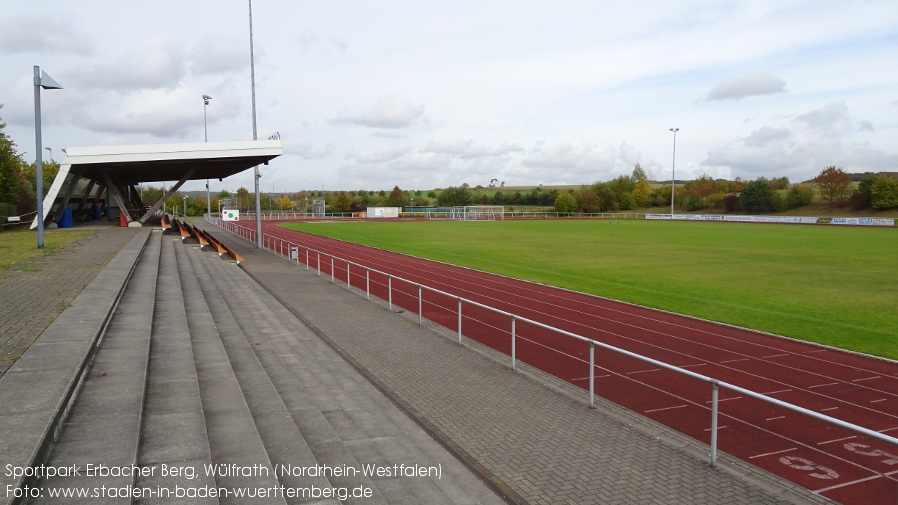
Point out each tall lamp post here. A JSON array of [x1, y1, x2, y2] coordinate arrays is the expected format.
[[249, 0, 262, 248], [203, 94, 212, 220], [33, 65, 63, 249], [669, 127, 679, 217]]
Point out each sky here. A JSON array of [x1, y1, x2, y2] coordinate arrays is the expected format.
[[2, 0, 897, 193]]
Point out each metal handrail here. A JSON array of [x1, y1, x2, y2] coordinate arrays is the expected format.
[[212, 219, 898, 468]]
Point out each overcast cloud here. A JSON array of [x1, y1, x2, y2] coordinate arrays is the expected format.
[[1, 0, 896, 192]]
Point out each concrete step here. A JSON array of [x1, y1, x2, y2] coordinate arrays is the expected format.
[[28, 229, 163, 503], [134, 235, 217, 503], [178, 240, 345, 504], [192, 242, 497, 505], [171, 240, 285, 504]]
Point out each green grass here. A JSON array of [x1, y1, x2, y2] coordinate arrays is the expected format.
[[282, 220, 898, 360], [0, 228, 92, 271]]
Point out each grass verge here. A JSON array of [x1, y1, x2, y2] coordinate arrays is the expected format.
[[0, 228, 92, 271]]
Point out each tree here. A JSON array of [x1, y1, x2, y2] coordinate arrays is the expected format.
[[553, 192, 577, 213], [437, 186, 472, 207], [870, 176, 898, 209], [740, 178, 774, 213], [1, 104, 26, 212], [814, 166, 852, 206], [235, 186, 250, 211], [331, 191, 352, 212], [383, 185, 404, 207], [631, 163, 648, 183]]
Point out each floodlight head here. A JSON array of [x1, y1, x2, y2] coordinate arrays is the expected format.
[[203, 94, 212, 105], [670, 127, 679, 133], [39, 70, 63, 90]]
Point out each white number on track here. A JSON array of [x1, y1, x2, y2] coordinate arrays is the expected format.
[[779, 456, 839, 480], [843, 443, 898, 465]]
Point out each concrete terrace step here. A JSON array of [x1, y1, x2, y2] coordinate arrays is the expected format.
[[28, 229, 162, 503], [177, 239, 341, 503], [171, 239, 285, 504], [0, 227, 150, 505], [187, 238, 504, 505], [134, 235, 217, 503]]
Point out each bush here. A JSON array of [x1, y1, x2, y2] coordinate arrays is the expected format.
[[722, 194, 739, 213], [740, 178, 774, 213], [870, 176, 898, 209], [553, 192, 578, 214], [786, 184, 814, 208], [848, 191, 870, 210], [684, 195, 704, 211], [771, 191, 788, 212]]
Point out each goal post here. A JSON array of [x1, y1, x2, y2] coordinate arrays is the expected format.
[[452, 205, 505, 221]]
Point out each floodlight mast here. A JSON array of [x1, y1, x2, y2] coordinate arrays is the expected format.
[[249, 0, 262, 248], [669, 128, 679, 217], [204, 94, 212, 220]]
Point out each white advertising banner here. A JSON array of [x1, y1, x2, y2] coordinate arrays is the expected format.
[[221, 209, 240, 221]]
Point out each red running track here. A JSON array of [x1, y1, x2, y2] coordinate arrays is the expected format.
[[250, 220, 898, 504]]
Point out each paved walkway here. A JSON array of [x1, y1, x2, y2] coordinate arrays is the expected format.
[[0, 225, 139, 377], [198, 220, 831, 505]]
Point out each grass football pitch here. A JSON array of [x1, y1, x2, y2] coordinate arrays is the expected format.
[[282, 219, 898, 360]]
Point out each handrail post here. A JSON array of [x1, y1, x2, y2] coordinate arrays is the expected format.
[[366, 268, 370, 299], [331, 257, 335, 282], [388, 276, 392, 310], [317, 252, 321, 276], [589, 342, 595, 408], [347, 262, 351, 289], [305, 249, 309, 270], [710, 381, 719, 466], [418, 285, 423, 325], [457, 297, 462, 344], [511, 315, 516, 370]]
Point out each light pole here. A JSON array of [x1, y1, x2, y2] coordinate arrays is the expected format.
[[45, 147, 52, 161], [669, 127, 679, 217], [203, 94, 212, 220], [33, 65, 63, 249], [183, 195, 187, 218], [249, 0, 262, 248]]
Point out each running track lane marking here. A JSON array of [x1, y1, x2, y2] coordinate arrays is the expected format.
[[763, 389, 793, 395], [706, 396, 742, 403], [763, 353, 790, 358], [766, 416, 786, 421], [853, 376, 882, 382], [644, 405, 688, 413], [818, 436, 857, 445], [719, 358, 749, 363], [872, 399, 888, 403], [814, 474, 885, 493], [750, 448, 797, 459], [808, 382, 840, 389], [626, 368, 660, 375], [571, 374, 611, 381], [821, 407, 839, 412]]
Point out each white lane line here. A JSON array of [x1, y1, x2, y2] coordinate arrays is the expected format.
[[818, 436, 856, 445], [677, 363, 706, 368], [627, 368, 660, 375], [762, 389, 793, 395], [749, 447, 796, 459], [570, 374, 611, 381], [871, 398, 887, 403], [852, 376, 881, 382], [704, 426, 727, 431], [880, 426, 898, 433], [814, 474, 883, 494], [803, 349, 827, 354], [821, 407, 839, 412], [645, 405, 688, 413], [719, 358, 749, 363], [706, 396, 742, 403], [765, 416, 786, 421], [763, 353, 789, 359], [808, 382, 840, 389]]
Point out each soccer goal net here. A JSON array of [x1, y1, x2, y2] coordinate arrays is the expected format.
[[452, 206, 505, 221]]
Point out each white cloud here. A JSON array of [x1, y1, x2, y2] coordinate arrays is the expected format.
[[705, 70, 787, 101], [703, 102, 895, 178], [0, 13, 95, 56], [287, 140, 335, 160], [331, 93, 426, 129], [71, 35, 188, 91]]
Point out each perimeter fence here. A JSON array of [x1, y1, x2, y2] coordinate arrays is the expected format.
[[211, 218, 898, 471]]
